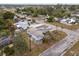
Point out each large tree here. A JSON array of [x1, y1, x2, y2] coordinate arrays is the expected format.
[[3, 11, 15, 19], [3, 46, 15, 56], [0, 18, 15, 37], [47, 16, 54, 22], [14, 32, 29, 55]]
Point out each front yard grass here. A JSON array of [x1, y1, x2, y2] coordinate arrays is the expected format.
[[64, 41, 79, 56], [48, 22, 79, 30]]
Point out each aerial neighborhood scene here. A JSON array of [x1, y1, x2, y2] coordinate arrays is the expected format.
[[1, 4, 79, 56]]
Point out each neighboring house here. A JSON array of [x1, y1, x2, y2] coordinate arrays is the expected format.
[[54, 17, 79, 25], [0, 37, 12, 48], [14, 14, 33, 25], [15, 14, 27, 18], [71, 10, 79, 17], [71, 13, 79, 17], [14, 20, 29, 30], [27, 24, 53, 44], [60, 18, 78, 25]]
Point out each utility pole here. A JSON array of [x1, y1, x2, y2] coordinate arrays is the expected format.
[[29, 38, 31, 51], [28, 35, 31, 52]]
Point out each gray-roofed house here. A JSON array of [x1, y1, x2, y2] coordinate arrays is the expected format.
[[27, 28, 44, 44], [0, 37, 12, 48], [14, 20, 29, 30], [27, 24, 53, 44]]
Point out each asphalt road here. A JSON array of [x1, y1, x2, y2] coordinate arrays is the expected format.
[[39, 24, 79, 56]]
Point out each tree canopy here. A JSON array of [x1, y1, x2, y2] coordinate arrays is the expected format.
[[3, 11, 15, 19], [14, 32, 29, 55], [47, 16, 54, 22]]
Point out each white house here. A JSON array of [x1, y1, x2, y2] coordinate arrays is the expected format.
[[14, 20, 29, 30], [71, 11, 79, 17], [27, 28, 44, 44], [27, 24, 53, 44], [60, 18, 77, 25], [67, 18, 76, 23]]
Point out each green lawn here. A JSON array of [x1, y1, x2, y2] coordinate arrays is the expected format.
[[64, 41, 79, 56], [48, 22, 79, 30]]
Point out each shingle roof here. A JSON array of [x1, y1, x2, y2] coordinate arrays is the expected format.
[[0, 37, 12, 47], [27, 24, 53, 41], [27, 28, 44, 40], [15, 20, 29, 30]]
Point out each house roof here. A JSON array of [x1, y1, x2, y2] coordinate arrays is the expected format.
[[60, 18, 77, 25], [15, 20, 29, 30], [27, 24, 53, 41], [27, 28, 44, 40], [0, 37, 12, 47]]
